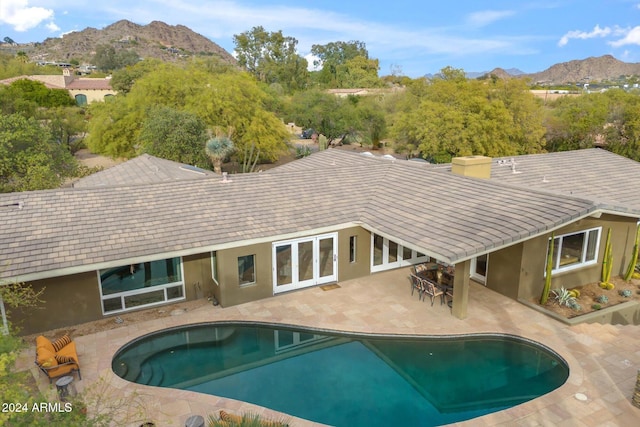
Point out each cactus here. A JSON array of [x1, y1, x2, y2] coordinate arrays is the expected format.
[[624, 224, 640, 281], [619, 289, 633, 298], [600, 228, 613, 289], [596, 294, 609, 304], [591, 303, 602, 310], [541, 233, 555, 305]]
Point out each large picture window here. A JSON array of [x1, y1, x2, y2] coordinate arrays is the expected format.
[[549, 227, 601, 273], [98, 257, 185, 314]]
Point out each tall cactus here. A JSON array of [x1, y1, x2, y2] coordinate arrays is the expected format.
[[540, 233, 555, 305], [600, 228, 614, 289], [624, 224, 640, 281]]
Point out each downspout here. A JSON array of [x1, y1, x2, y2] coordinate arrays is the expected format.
[[0, 294, 8, 335]]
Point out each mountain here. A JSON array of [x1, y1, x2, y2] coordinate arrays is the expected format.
[[524, 55, 640, 85], [24, 20, 236, 65]]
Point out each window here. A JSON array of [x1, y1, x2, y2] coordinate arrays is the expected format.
[[349, 236, 357, 263], [549, 228, 601, 273], [75, 94, 87, 106], [98, 257, 184, 314], [211, 251, 219, 285], [238, 254, 256, 286]]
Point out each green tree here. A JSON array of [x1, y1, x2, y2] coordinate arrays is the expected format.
[[391, 69, 546, 162], [87, 63, 290, 166], [310, 40, 370, 87], [0, 79, 74, 114], [46, 106, 88, 153], [93, 44, 139, 72], [545, 92, 609, 151], [0, 114, 78, 192], [138, 106, 210, 167], [110, 58, 164, 94], [233, 26, 309, 92]]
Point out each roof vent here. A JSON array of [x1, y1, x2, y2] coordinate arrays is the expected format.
[[382, 154, 396, 161], [361, 151, 374, 157], [1, 201, 24, 210], [221, 172, 232, 183]]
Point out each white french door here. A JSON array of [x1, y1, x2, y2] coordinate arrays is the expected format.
[[272, 233, 337, 294]]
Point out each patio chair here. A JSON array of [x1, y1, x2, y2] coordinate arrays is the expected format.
[[421, 278, 444, 306], [409, 273, 425, 300]]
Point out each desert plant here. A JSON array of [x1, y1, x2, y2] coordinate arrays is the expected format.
[[552, 287, 576, 307], [205, 128, 235, 174], [591, 303, 602, 310], [600, 228, 614, 289], [596, 294, 609, 304], [624, 224, 640, 281], [567, 299, 582, 311], [540, 233, 555, 305], [207, 411, 289, 427], [619, 289, 633, 297]]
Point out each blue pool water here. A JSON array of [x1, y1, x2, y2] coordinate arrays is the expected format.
[[113, 322, 569, 427]]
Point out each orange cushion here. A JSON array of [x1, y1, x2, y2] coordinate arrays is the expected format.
[[36, 335, 55, 353], [46, 363, 76, 378], [56, 342, 78, 365], [37, 347, 58, 368]]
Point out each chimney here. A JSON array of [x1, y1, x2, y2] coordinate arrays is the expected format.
[[451, 155, 492, 179]]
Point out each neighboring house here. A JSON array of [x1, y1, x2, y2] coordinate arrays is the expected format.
[[0, 68, 115, 105], [1, 148, 639, 335]]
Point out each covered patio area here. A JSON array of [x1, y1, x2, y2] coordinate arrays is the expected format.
[[16, 267, 640, 426]]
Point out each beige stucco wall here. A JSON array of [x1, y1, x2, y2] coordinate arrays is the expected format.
[[337, 227, 371, 281], [9, 271, 102, 336], [10, 254, 214, 335], [215, 242, 273, 307], [486, 214, 638, 302], [68, 89, 116, 104]]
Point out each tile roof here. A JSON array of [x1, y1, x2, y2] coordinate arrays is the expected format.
[[72, 154, 215, 188], [2, 148, 636, 281]]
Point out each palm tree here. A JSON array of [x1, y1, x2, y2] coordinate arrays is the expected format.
[[205, 129, 234, 174]]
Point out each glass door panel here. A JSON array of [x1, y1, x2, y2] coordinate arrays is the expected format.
[[275, 244, 292, 287], [373, 234, 384, 266], [471, 254, 488, 284], [318, 237, 335, 280], [388, 241, 398, 263], [298, 240, 314, 282]]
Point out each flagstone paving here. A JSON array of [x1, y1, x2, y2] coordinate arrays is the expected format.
[[17, 267, 640, 426]]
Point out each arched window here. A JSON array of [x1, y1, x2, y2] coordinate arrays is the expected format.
[[75, 94, 87, 106], [104, 94, 114, 102]]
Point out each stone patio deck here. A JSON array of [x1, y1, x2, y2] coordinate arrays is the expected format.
[[16, 267, 640, 426]]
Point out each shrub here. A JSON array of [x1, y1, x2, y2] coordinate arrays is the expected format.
[[591, 303, 602, 310]]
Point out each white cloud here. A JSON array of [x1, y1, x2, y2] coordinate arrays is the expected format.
[[466, 10, 515, 27], [0, 0, 55, 31], [558, 25, 611, 47], [609, 26, 640, 47]]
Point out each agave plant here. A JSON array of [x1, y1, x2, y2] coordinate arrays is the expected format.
[[552, 287, 576, 307]]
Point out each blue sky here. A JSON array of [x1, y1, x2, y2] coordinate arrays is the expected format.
[[2, 0, 640, 77]]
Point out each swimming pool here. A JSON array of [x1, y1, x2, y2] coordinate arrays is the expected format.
[[113, 322, 569, 426]]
